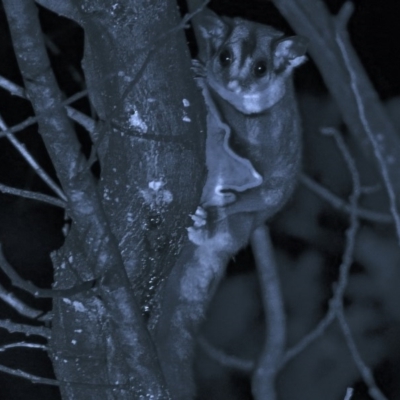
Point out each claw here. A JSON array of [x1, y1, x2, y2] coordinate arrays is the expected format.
[[187, 225, 208, 246], [188, 207, 209, 245], [190, 206, 207, 227], [191, 59, 206, 77]]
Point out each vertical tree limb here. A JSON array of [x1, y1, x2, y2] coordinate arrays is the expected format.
[[250, 225, 286, 400], [2, 0, 168, 397]]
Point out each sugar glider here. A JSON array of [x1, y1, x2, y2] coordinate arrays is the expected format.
[[154, 9, 308, 399]]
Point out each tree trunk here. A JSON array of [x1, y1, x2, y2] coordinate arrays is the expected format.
[[7, 0, 206, 398]]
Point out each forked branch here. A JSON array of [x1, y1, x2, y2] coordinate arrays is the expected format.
[[272, 0, 400, 243]]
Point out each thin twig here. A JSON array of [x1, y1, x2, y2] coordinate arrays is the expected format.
[[0, 74, 98, 142], [0, 88, 88, 140], [44, 34, 85, 85], [325, 127, 387, 400], [0, 75, 26, 97], [280, 307, 335, 368], [337, 311, 387, 400], [0, 182, 66, 208], [281, 127, 361, 369], [0, 74, 99, 169], [322, 127, 360, 301], [0, 362, 148, 389], [300, 174, 392, 224], [197, 336, 254, 372], [334, 3, 400, 243], [0, 364, 59, 386], [0, 281, 49, 321], [271, 0, 400, 245], [0, 244, 96, 298], [344, 387, 354, 400], [0, 341, 48, 352], [0, 319, 51, 339], [250, 225, 285, 400], [0, 115, 67, 202], [65, 106, 98, 141]]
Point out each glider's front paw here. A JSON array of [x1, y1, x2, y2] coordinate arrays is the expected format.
[[187, 207, 209, 245]]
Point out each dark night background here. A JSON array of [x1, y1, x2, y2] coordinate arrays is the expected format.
[[0, 0, 400, 399]]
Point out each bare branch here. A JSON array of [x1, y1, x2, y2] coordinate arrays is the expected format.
[[0, 75, 26, 97], [0, 282, 49, 321], [0, 74, 97, 142], [333, 6, 400, 243], [335, 1, 354, 32], [344, 388, 354, 400], [280, 307, 335, 368], [0, 89, 88, 140], [0, 115, 67, 202], [0, 341, 48, 353], [0, 319, 51, 339], [0, 364, 59, 386], [0, 362, 140, 389], [0, 244, 96, 298], [197, 336, 254, 372], [323, 127, 387, 400], [65, 106, 98, 142], [300, 174, 392, 224], [322, 127, 360, 300], [250, 225, 285, 400], [337, 311, 387, 400], [0, 182, 66, 208], [43, 35, 85, 86], [271, 0, 400, 244], [282, 127, 361, 368]]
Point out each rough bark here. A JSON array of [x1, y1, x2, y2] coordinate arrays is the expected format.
[[6, 0, 206, 398]]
